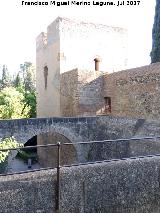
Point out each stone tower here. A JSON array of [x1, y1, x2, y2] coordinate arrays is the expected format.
[[36, 17, 128, 118]]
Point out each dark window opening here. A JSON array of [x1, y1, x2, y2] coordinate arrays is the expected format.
[[104, 97, 111, 113], [44, 66, 48, 90]]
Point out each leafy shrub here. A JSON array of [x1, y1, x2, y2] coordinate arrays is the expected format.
[[0, 137, 23, 163], [0, 87, 31, 119]]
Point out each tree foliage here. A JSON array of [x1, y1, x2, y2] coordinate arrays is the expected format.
[[25, 90, 36, 118], [0, 87, 30, 119], [19, 62, 36, 117], [0, 62, 35, 163], [13, 72, 23, 91], [1, 65, 11, 89], [0, 137, 23, 163], [151, 0, 160, 63], [20, 62, 36, 92], [0, 62, 36, 118]]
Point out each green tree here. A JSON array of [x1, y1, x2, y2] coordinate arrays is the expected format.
[[19, 62, 36, 117], [14, 72, 22, 88], [151, 0, 160, 63], [0, 87, 30, 119], [13, 72, 24, 93], [0, 62, 36, 118], [25, 90, 36, 117], [1, 65, 11, 89], [20, 62, 36, 91], [0, 137, 22, 163]]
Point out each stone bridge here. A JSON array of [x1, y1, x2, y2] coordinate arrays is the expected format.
[[1, 115, 160, 164], [0, 115, 146, 143]]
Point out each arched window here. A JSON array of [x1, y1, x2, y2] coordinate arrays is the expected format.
[[44, 66, 48, 90]]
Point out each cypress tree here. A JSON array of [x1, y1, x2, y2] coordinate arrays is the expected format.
[[1, 65, 11, 89], [151, 0, 160, 63]]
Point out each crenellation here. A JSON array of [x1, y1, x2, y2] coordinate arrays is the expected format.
[[47, 17, 60, 45], [36, 32, 47, 51]]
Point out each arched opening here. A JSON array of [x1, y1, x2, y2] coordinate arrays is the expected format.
[[8, 136, 40, 173], [37, 131, 77, 168], [25, 135, 37, 147], [15, 136, 38, 168], [4, 130, 77, 173]]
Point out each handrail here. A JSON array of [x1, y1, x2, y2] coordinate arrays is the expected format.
[[1, 135, 160, 212]]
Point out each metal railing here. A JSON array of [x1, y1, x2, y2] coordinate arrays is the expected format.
[[1, 135, 160, 212]]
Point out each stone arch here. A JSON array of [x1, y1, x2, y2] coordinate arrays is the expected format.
[[14, 124, 86, 167], [15, 124, 83, 144]]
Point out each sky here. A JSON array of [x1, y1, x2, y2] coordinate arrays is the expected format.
[[0, 0, 156, 75]]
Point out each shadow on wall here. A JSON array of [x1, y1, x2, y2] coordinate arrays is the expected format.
[[37, 131, 78, 168], [75, 75, 112, 116], [60, 70, 110, 116]]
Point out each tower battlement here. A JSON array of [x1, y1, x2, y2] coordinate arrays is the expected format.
[[36, 32, 47, 51]]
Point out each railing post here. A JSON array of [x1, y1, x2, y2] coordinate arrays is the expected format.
[[56, 142, 61, 212]]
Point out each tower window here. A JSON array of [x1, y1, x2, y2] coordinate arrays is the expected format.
[[44, 66, 48, 90], [104, 97, 111, 113]]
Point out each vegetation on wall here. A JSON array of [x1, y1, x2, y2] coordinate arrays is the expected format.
[[151, 0, 160, 63]]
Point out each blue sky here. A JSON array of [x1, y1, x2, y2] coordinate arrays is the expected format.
[[0, 0, 156, 74]]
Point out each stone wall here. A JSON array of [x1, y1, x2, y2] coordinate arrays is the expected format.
[[1, 156, 160, 212], [59, 62, 160, 119], [60, 69, 103, 116], [60, 69, 79, 116], [103, 62, 160, 119]]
